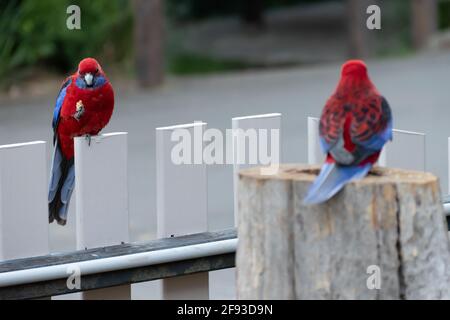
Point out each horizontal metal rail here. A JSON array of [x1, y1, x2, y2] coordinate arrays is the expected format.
[[0, 229, 237, 300]]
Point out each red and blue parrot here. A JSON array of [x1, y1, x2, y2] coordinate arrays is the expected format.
[[304, 60, 393, 204], [48, 58, 114, 225]]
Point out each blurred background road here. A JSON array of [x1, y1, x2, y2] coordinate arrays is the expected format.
[[1, 0, 450, 299]]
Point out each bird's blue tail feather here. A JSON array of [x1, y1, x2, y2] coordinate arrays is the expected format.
[[303, 162, 372, 205], [48, 141, 75, 225]]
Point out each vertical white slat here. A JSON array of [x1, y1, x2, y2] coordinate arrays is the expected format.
[[0, 141, 49, 260], [74, 132, 130, 300], [307, 117, 426, 171], [232, 113, 281, 226], [307, 117, 325, 165], [229, 114, 281, 300], [156, 122, 209, 300]]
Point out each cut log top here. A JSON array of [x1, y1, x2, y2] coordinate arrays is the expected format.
[[239, 164, 438, 186]]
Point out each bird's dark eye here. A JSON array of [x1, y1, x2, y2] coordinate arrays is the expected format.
[[95, 68, 99, 74]]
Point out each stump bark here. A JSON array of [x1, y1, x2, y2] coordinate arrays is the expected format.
[[237, 165, 450, 300]]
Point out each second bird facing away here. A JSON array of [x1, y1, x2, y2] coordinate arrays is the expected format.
[[48, 58, 115, 226], [304, 60, 393, 205]]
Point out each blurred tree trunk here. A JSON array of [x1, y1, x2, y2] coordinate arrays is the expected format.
[[346, 0, 376, 58], [240, 0, 265, 27], [411, 0, 438, 49], [133, 0, 165, 88]]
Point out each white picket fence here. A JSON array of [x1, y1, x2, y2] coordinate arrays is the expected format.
[[0, 112, 436, 300]]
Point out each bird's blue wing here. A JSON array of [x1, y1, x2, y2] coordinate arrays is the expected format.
[[52, 77, 72, 139], [358, 117, 392, 151], [319, 136, 331, 154], [355, 97, 393, 150]]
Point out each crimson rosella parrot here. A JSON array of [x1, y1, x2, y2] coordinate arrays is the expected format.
[[304, 60, 392, 205], [48, 58, 114, 225]]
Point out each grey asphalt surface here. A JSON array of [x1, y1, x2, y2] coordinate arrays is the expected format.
[[1, 49, 449, 299]]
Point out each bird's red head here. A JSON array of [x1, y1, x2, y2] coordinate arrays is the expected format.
[[78, 58, 102, 76], [77, 58, 106, 88], [341, 60, 368, 78], [334, 59, 377, 96]]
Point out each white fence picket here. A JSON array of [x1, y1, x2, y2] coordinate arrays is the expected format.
[[307, 117, 426, 171], [228, 113, 281, 300], [74, 132, 130, 300], [232, 113, 281, 226], [0, 141, 49, 260], [307, 117, 325, 165], [156, 122, 209, 299]]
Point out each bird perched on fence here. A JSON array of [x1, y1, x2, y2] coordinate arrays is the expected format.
[[304, 60, 392, 205], [48, 58, 114, 225]]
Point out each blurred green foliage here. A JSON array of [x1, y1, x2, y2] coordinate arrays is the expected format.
[[0, 0, 132, 87], [376, 0, 413, 57], [438, 0, 450, 30]]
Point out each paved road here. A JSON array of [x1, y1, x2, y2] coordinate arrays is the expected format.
[[1, 50, 449, 298]]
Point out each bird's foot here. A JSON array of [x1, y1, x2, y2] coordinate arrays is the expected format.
[[85, 134, 92, 146]]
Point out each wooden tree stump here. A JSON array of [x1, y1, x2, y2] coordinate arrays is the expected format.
[[237, 165, 450, 300]]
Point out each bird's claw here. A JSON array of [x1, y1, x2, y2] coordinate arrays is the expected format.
[[85, 134, 92, 146]]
